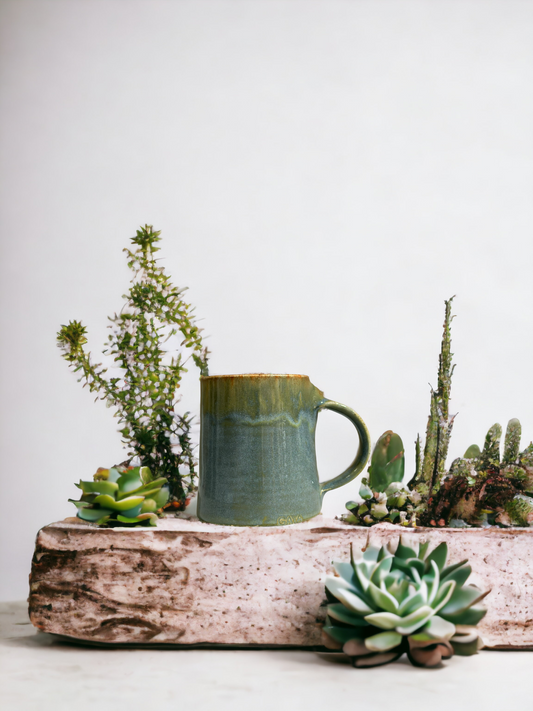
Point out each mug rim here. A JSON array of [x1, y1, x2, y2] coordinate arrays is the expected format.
[[200, 373, 309, 380]]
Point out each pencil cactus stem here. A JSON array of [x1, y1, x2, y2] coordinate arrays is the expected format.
[[409, 297, 456, 497], [414, 435, 421, 480]]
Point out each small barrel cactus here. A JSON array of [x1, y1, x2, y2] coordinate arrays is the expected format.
[[69, 465, 169, 526], [322, 538, 488, 668]]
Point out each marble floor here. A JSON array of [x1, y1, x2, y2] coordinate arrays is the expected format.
[[1, 601, 531, 711]]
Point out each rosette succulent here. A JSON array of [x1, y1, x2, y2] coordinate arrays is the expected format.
[[69, 465, 169, 526], [322, 538, 488, 668]]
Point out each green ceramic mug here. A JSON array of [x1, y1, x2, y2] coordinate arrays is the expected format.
[[197, 373, 370, 526]]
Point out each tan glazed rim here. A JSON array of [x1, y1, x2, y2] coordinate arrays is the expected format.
[[200, 373, 309, 379]]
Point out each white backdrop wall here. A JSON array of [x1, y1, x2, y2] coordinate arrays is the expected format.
[[1, 0, 532, 600]]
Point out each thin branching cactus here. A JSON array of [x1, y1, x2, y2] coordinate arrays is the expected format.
[[57, 225, 209, 507]]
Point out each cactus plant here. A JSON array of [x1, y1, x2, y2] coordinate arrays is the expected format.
[[344, 297, 533, 529], [345, 432, 423, 526], [322, 538, 488, 668], [409, 297, 456, 500], [69, 465, 169, 526], [57, 225, 209, 507], [368, 431, 405, 492], [430, 419, 533, 527]]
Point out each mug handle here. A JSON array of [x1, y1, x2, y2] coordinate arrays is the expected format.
[[317, 400, 371, 498]]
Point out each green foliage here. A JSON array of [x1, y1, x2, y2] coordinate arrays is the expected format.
[[431, 418, 533, 527], [343, 298, 533, 529], [69, 466, 169, 526], [345, 479, 423, 527], [322, 538, 487, 668], [57, 225, 209, 505], [368, 431, 405, 492], [503, 418, 522, 465], [409, 297, 456, 497]]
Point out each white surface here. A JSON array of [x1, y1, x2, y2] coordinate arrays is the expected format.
[[2, 0, 533, 600], [1, 601, 532, 711]]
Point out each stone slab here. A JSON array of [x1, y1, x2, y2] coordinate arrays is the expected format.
[[28, 516, 533, 648]]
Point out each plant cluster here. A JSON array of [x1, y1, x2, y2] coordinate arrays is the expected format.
[[69, 465, 169, 526], [345, 297, 533, 528], [345, 432, 423, 526], [433, 419, 533, 527], [322, 538, 488, 668], [57, 225, 209, 508]]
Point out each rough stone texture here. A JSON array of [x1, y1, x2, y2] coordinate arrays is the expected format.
[[29, 516, 533, 648]]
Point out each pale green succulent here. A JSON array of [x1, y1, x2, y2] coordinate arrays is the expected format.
[[368, 431, 405, 492], [69, 465, 169, 526], [345, 479, 423, 527], [322, 538, 488, 668]]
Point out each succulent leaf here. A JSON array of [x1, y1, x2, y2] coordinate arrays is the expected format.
[[410, 615, 455, 642], [463, 444, 481, 459], [394, 539, 418, 560], [76, 480, 119, 495], [432, 580, 456, 612], [441, 563, 471, 588], [365, 631, 402, 652], [93, 494, 144, 511], [335, 588, 375, 616], [450, 633, 483, 656], [327, 604, 370, 627], [77, 506, 115, 521], [333, 561, 359, 588], [424, 542, 448, 572], [440, 586, 489, 617], [368, 431, 405, 493], [323, 625, 364, 646], [325, 575, 356, 600], [353, 651, 404, 668], [398, 590, 425, 617], [358, 480, 373, 500], [364, 612, 402, 630], [442, 605, 487, 626], [368, 582, 399, 613], [440, 559, 469, 580]]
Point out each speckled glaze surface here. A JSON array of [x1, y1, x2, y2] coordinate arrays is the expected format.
[[198, 374, 370, 526]]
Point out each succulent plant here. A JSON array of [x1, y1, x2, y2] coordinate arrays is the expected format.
[[343, 297, 533, 530], [367, 431, 405, 492], [322, 538, 488, 668], [345, 480, 423, 527], [344, 431, 423, 526], [69, 465, 169, 526], [430, 418, 533, 527]]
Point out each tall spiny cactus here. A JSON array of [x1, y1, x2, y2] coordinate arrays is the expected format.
[[408, 297, 456, 500]]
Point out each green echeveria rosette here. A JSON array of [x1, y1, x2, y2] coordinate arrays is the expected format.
[[322, 538, 489, 668], [69, 465, 169, 527]]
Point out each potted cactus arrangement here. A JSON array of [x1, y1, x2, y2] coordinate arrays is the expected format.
[[57, 225, 209, 525], [344, 297, 533, 528]]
